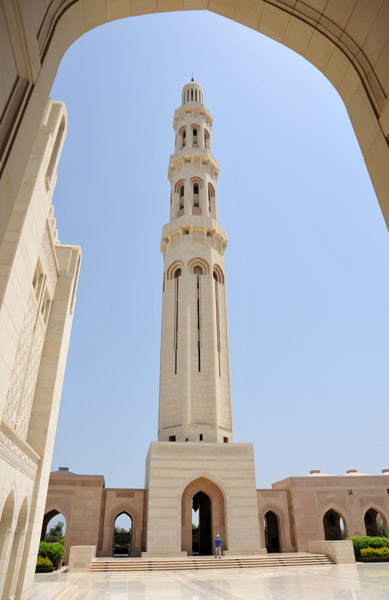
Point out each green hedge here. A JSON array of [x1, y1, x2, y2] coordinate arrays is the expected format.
[[348, 536, 389, 559], [38, 542, 65, 568]]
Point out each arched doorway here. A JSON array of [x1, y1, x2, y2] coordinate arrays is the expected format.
[[40, 510, 66, 544], [323, 509, 346, 540], [264, 511, 280, 553], [181, 477, 225, 556], [2, 498, 28, 599], [364, 508, 387, 537], [0, 491, 15, 596], [192, 492, 212, 555], [112, 512, 132, 556]]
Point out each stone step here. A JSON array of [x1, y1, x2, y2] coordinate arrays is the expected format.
[[90, 554, 334, 572]]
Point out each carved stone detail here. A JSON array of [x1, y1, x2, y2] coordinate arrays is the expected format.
[[4, 295, 36, 429], [0, 426, 38, 480], [41, 224, 58, 295]]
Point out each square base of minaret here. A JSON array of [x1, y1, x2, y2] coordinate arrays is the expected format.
[[142, 441, 266, 557]]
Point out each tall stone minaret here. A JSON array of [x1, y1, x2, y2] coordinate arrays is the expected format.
[[158, 78, 233, 444], [144, 81, 263, 558]]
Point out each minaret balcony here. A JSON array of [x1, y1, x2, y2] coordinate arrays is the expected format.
[[160, 216, 228, 254], [173, 105, 213, 130], [168, 149, 219, 180]]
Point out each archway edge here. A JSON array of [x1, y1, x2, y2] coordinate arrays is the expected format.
[[1, 0, 389, 242]]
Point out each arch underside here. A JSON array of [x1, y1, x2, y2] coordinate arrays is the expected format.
[[1, 1, 389, 243]]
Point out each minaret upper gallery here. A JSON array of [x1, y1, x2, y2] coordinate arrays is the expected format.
[[158, 79, 233, 444]]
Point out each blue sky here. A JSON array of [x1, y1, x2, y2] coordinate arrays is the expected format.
[[49, 10, 389, 492]]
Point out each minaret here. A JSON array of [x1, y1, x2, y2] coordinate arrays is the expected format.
[[159, 78, 233, 444], [143, 81, 263, 558]]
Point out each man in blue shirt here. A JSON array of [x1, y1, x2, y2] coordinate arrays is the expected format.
[[215, 534, 222, 558]]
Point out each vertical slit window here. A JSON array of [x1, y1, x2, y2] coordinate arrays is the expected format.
[[174, 268, 181, 374], [191, 89, 193, 101], [197, 275, 201, 372], [193, 183, 199, 206], [214, 276, 221, 376]]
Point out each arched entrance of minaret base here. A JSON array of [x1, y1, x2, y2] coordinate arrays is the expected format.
[[181, 477, 226, 556]]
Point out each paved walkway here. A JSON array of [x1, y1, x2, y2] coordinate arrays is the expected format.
[[31, 563, 389, 600]]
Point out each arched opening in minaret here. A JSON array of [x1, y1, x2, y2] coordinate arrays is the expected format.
[[192, 127, 198, 147], [264, 511, 280, 553], [191, 492, 211, 555], [181, 477, 225, 556], [204, 129, 210, 149]]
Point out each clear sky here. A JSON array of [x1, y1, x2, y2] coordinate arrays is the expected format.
[[49, 9, 389, 491]]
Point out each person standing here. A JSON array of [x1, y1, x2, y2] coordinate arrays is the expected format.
[[214, 534, 222, 558]]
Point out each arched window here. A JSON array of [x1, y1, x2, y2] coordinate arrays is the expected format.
[[193, 128, 198, 146], [188, 258, 209, 274], [179, 185, 184, 209], [213, 265, 224, 284], [204, 129, 210, 149], [191, 89, 193, 101], [182, 129, 186, 147], [193, 183, 199, 207], [167, 261, 184, 280], [208, 183, 215, 214]]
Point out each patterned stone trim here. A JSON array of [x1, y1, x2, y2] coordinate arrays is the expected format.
[[0, 422, 39, 480]]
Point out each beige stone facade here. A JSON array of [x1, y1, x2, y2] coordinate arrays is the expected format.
[[0, 100, 80, 598], [44, 466, 389, 560]]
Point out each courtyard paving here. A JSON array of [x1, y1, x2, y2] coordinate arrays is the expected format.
[[31, 563, 389, 600]]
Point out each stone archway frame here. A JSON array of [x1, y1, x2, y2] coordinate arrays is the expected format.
[[102, 503, 143, 557], [1, 0, 389, 249], [3, 496, 29, 600], [258, 503, 291, 553], [321, 504, 349, 540], [42, 504, 72, 564], [362, 504, 389, 538], [181, 476, 226, 556]]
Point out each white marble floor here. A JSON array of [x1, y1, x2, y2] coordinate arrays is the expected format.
[[32, 564, 389, 600]]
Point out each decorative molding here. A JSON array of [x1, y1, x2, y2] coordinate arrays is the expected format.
[[0, 423, 39, 480], [40, 223, 59, 295]]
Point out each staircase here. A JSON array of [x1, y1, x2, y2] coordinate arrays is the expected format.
[[90, 553, 334, 573]]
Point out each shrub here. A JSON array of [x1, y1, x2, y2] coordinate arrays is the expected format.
[[348, 536, 389, 559], [36, 555, 54, 572], [37, 556, 53, 567], [38, 542, 65, 568], [360, 546, 389, 558]]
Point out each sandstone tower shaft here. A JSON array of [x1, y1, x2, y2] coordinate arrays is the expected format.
[[158, 79, 233, 444]]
